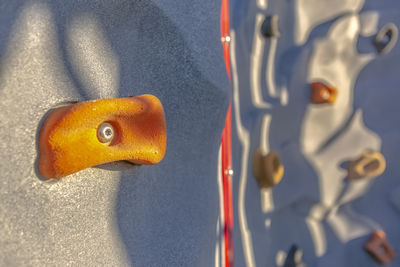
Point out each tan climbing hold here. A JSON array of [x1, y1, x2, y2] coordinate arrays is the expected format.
[[364, 230, 395, 265], [347, 150, 386, 180], [310, 81, 337, 104], [253, 149, 284, 189]]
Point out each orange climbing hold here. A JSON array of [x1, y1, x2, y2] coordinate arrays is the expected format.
[[310, 82, 337, 104], [38, 95, 167, 179], [364, 230, 396, 265]]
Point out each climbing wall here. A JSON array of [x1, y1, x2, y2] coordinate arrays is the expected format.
[[230, 0, 400, 266], [0, 1, 230, 265]]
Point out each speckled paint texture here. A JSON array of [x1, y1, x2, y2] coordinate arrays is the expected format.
[[0, 1, 230, 266]]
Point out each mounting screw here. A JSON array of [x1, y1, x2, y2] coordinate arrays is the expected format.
[[97, 122, 114, 143], [225, 168, 234, 177], [221, 35, 231, 43]]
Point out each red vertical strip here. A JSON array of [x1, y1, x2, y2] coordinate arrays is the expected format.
[[221, 107, 233, 267], [220, 0, 232, 266], [220, 0, 231, 79]]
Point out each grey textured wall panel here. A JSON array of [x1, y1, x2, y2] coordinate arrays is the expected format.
[[0, 1, 230, 266]]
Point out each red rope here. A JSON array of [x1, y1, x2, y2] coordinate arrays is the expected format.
[[220, 0, 232, 265]]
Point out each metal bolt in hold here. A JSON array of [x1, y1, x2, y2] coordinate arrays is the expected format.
[[97, 122, 114, 143], [320, 89, 331, 100], [221, 35, 231, 43], [225, 168, 234, 177]]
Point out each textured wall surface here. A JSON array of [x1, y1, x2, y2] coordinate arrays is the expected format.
[[231, 0, 400, 266], [0, 1, 230, 266]]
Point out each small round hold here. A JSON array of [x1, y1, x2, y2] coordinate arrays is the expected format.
[[374, 23, 398, 55], [284, 244, 306, 267], [97, 122, 114, 143], [310, 82, 337, 104], [261, 15, 280, 38], [347, 150, 386, 180], [253, 149, 284, 189]]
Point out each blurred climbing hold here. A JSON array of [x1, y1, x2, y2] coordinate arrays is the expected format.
[[364, 230, 396, 265], [252, 149, 284, 189], [310, 82, 337, 104], [38, 95, 167, 179], [261, 14, 280, 38], [347, 150, 386, 180], [374, 23, 398, 55], [283, 244, 307, 267]]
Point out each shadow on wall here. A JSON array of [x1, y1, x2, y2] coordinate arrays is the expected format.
[[45, 0, 230, 266], [0, 1, 26, 94]]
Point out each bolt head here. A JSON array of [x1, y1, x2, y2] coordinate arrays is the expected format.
[[226, 168, 234, 177], [221, 35, 231, 43], [97, 122, 114, 143], [320, 89, 331, 100]]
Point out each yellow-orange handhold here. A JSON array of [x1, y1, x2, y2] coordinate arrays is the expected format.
[[38, 95, 167, 179]]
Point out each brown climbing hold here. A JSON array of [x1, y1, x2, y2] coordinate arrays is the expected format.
[[310, 82, 337, 104], [347, 150, 386, 180], [252, 149, 284, 189], [364, 230, 395, 265]]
